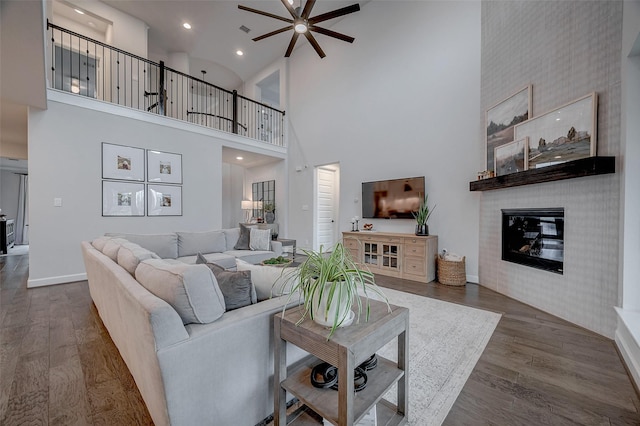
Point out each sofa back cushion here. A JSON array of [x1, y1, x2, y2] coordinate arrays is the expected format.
[[177, 230, 226, 257], [135, 259, 226, 324], [117, 242, 160, 275], [101, 238, 130, 262], [91, 236, 112, 252], [223, 228, 241, 251], [106, 232, 178, 259]]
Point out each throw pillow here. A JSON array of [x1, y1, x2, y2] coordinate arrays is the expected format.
[[236, 258, 298, 301], [135, 259, 226, 324], [249, 228, 271, 251], [233, 223, 254, 250], [196, 253, 257, 308]]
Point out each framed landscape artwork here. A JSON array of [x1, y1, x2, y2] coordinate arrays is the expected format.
[[495, 137, 528, 176], [148, 184, 182, 216], [515, 92, 597, 170], [102, 143, 145, 181], [102, 181, 145, 216], [147, 150, 182, 184], [486, 85, 532, 172]]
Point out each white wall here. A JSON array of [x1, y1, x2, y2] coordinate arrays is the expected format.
[[67, 0, 147, 57], [221, 162, 245, 229], [284, 1, 482, 277], [245, 161, 288, 234], [28, 93, 227, 287]]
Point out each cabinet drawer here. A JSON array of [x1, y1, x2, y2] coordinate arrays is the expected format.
[[404, 257, 426, 276], [404, 241, 426, 257], [343, 238, 359, 250]]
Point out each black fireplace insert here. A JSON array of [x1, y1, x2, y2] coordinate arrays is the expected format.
[[501, 208, 564, 274]]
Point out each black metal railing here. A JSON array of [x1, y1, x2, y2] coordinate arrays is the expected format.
[[47, 21, 285, 146]]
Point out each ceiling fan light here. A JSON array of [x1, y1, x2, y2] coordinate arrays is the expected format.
[[294, 22, 308, 33]]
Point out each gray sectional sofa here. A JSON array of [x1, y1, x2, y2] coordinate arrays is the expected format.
[[106, 227, 283, 269], [81, 229, 309, 426]]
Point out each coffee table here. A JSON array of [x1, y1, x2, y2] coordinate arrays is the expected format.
[[274, 298, 409, 425]]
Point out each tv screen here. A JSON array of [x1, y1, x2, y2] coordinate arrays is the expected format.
[[362, 176, 425, 219]]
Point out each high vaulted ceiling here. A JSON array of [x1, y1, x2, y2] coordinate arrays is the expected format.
[[99, 0, 362, 82]]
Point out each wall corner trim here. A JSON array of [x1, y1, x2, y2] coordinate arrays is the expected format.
[[614, 307, 640, 390]]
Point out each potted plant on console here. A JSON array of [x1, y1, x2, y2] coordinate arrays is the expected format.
[[413, 193, 435, 236], [277, 242, 389, 337]]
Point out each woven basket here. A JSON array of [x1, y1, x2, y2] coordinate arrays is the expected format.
[[437, 256, 466, 286]]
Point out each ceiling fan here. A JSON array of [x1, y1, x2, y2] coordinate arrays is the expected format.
[[238, 0, 360, 58]]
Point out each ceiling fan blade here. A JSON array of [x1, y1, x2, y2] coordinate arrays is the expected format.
[[238, 5, 292, 24], [309, 26, 355, 43], [285, 32, 300, 57], [279, 0, 298, 19], [303, 32, 326, 58], [309, 4, 360, 25], [301, 0, 317, 19], [253, 26, 293, 42]]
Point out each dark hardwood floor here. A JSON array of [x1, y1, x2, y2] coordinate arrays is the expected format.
[[1, 252, 639, 425]]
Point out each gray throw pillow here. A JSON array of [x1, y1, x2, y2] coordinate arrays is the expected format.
[[196, 253, 256, 309], [233, 223, 254, 250]]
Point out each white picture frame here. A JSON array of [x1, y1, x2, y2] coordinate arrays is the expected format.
[[148, 184, 182, 216], [102, 143, 145, 181], [147, 150, 182, 184], [515, 92, 597, 170], [102, 181, 145, 216]]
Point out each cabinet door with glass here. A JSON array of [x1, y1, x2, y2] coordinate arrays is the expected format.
[[363, 242, 379, 267]]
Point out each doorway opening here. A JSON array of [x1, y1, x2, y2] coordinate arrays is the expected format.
[[314, 163, 340, 251]]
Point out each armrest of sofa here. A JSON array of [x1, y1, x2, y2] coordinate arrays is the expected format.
[[269, 240, 283, 256], [156, 296, 308, 425]]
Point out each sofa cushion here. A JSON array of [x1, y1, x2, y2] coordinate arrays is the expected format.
[[106, 232, 178, 259], [250, 228, 271, 251], [135, 259, 226, 324], [117, 242, 160, 275], [91, 236, 112, 251], [233, 224, 255, 250], [196, 253, 256, 309], [222, 228, 240, 251], [177, 230, 226, 257], [101, 238, 130, 262], [236, 258, 297, 301]]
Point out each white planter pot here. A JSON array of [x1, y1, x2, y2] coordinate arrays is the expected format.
[[311, 282, 355, 329]]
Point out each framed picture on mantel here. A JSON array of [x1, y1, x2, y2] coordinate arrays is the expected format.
[[485, 85, 532, 172], [515, 92, 597, 170]]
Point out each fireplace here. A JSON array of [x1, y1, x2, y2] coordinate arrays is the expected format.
[[502, 208, 564, 274]]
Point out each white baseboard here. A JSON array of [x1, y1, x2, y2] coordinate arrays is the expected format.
[[27, 273, 87, 288], [614, 307, 640, 390]]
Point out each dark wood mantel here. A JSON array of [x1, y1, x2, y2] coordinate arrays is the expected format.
[[469, 156, 615, 191]]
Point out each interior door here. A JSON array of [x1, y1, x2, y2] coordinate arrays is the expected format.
[[315, 166, 338, 250]]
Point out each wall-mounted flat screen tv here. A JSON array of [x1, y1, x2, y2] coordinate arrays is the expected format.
[[362, 176, 425, 219]]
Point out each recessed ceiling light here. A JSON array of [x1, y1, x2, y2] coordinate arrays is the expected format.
[[236, 50, 244, 56], [183, 22, 192, 30], [74, 8, 85, 14], [236, 156, 244, 160], [88, 21, 96, 27]]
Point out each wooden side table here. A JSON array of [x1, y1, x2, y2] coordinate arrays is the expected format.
[[274, 299, 409, 425]]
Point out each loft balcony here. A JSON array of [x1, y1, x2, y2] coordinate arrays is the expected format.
[[46, 21, 285, 147]]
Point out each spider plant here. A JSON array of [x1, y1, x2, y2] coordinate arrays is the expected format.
[[275, 242, 389, 338]]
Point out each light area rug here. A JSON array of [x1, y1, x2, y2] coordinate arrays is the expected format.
[[372, 287, 501, 426]]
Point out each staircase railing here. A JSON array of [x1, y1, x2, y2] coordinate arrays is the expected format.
[[46, 21, 285, 146]]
